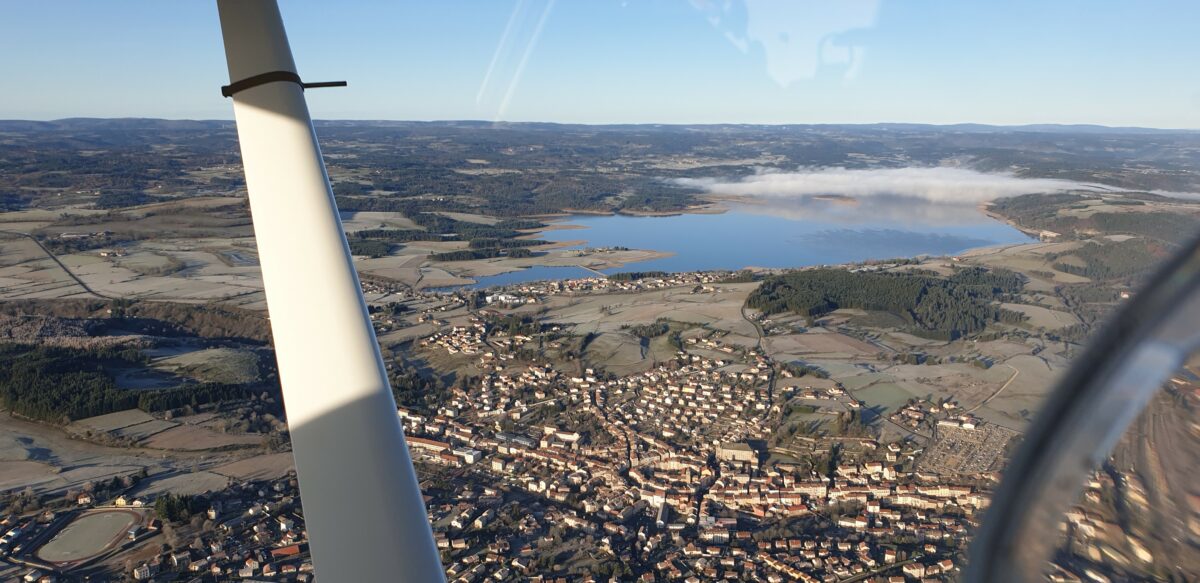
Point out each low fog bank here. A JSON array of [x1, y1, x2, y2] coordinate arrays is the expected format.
[[674, 167, 1102, 204], [730, 195, 1008, 227]]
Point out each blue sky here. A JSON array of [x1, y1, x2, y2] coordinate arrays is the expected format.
[[2, 0, 1199, 127]]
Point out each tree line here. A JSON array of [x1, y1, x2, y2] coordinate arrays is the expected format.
[[155, 492, 206, 523], [347, 212, 550, 259], [348, 239, 392, 258], [608, 271, 669, 281], [467, 238, 547, 249], [625, 321, 669, 339]]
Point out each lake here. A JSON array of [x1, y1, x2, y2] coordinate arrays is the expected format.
[[463, 196, 1032, 289]]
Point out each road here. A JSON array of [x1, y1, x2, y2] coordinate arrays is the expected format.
[[740, 305, 765, 353], [741, 305, 780, 409], [0, 230, 111, 299], [839, 557, 919, 583]]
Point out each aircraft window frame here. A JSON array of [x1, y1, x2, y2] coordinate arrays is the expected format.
[[966, 233, 1200, 582]]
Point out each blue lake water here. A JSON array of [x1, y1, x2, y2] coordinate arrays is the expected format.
[[464, 265, 598, 287], [462, 197, 1033, 289]]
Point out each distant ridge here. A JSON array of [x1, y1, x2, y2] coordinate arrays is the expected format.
[[0, 118, 1197, 134], [0, 118, 234, 131], [859, 122, 1199, 135]]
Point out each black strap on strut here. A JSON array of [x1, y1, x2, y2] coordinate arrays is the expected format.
[[221, 70, 346, 98]]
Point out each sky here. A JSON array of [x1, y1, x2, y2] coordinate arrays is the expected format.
[[2, 0, 1200, 127]]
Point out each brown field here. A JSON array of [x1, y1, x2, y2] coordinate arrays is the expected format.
[[111, 420, 178, 441], [777, 377, 839, 390], [153, 346, 260, 384], [141, 425, 263, 451], [765, 331, 879, 359], [70, 410, 156, 434], [211, 452, 295, 481], [0, 460, 59, 492], [877, 331, 944, 348], [339, 211, 420, 232], [1001, 302, 1080, 330], [436, 211, 498, 225], [0, 414, 163, 495], [378, 322, 440, 347], [580, 332, 652, 375], [972, 354, 1064, 429], [130, 471, 230, 497], [961, 241, 1092, 284], [0, 236, 52, 266], [543, 283, 759, 339], [421, 247, 671, 283], [883, 363, 1008, 404]]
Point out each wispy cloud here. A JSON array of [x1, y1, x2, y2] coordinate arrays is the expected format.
[[674, 167, 1099, 204]]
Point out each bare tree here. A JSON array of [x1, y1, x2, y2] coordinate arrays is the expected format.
[[162, 522, 180, 548]]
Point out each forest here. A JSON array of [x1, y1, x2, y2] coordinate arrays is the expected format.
[[154, 492, 207, 523], [348, 239, 392, 258], [0, 344, 142, 422], [430, 248, 502, 262], [0, 298, 271, 344], [747, 267, 1026, 339], [0, 344, 259, 423], [1049, 238, 1169, 280], [990, 194, 1200, 244], [110, 300, 272, 343]]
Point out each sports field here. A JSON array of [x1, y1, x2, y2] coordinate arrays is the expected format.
[[36, 509, 141, 566]]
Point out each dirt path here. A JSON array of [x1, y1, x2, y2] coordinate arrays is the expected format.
[[967, 364, 1020, 414]]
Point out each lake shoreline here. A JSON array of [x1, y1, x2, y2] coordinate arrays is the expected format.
[[436, 197, 1034, 290]]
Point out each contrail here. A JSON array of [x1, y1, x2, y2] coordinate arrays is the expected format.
[[498, 0, 555, 120], [476, 0, 526, 106], [475, 0, 557, 121]]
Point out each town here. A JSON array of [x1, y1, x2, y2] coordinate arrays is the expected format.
[[0, 270, 1019, 582], [393, 291, 1005, 583]]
